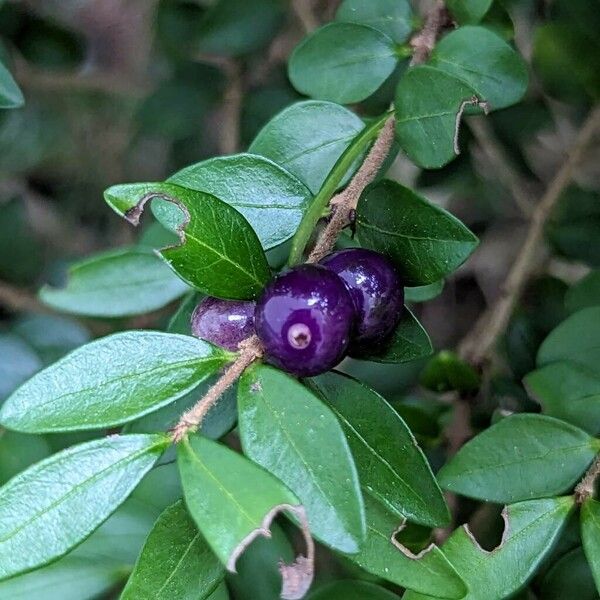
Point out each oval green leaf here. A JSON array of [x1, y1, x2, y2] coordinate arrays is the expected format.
[[122, 500, 224, 600], [438, 414, 599, 503], [168, 154, 312, 249], [356, 179, 478, 285], [40, 248, 189, 318], [581, 498, 600, 595], [104, 182, 271, 299], [289, 23, 398, 104], [249, 101, 365, 194], [310, 371, 449, 527], [429, 26, 528, 110], [446, 0, 493, 24], [238, 364, 365, 554], [0, 332, 232, 433], [0, 433, 168, 581]]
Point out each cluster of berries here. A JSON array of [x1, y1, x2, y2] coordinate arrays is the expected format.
[[191, 248, 404, 377]]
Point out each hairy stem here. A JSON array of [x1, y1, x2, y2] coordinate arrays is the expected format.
[[575, 454, 600, 504], [171, 335, 263, 443], [409, 0, 449, 65], [287, 110, 393, 266], [459, 105, 600, 366]]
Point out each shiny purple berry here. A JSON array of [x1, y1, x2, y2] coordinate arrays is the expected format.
[[255, 264, 355, 377], [191, 297, 255, 351], [320, 248, 404, 351]]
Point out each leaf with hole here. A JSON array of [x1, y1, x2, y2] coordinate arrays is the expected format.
[[121, 500, 224, 600], [249, 101, 365, 194], [0, 433, 168, 581], [104, 182, 271, 299], [0, 331, 232, 433], [438, 414, 599, 503], [238, 364, 365, 553], [168, 154, 311, 249], [357, 179, 478, 285], [289, 23, 398, 104]]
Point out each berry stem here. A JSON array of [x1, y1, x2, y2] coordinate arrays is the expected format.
[[171, 335, 263, 443], [307, 116, 396, 264], [287, 110, 393, 266]]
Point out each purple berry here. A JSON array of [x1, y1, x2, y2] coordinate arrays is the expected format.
[[320, 248, 404, 351], [255, 264, 355, 377], [191, 297, 255, 351]]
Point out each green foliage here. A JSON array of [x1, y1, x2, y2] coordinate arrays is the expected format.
[[420, 350, 480, 394], [0, 332, 232, 432], [0, 56, 23, 108], [581, 499, 600, 594], [446, 0, 493, 24]]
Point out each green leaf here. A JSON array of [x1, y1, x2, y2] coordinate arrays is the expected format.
[[177, 435, 303, 572], [238, 364, 365, 553], [289, 23, 398, 104], [167, 154, 312, 249], [540, 547, 598, 600], [394, 65, 479, 168], [537, 306, 600, 372], [565, 271, 600, 313], [249, 101, 365, 194], [438, 414, 599, 503], [0, 57, 24, 109], [354, 306, 433, 364], [356, 179, 478, 285], [335, 0, 414, 44], [122, 500, 224, 600], [0, 331, 232, 433], [310, 371, 449, 527], [446, 0, 493, 23], [346, 495, 466, 598], [0, 433, 168, 581], [104, 182, 271, 299], [309, 580, 400, 600], [40, 248, 189, 318], [581, 498, 600, 595], [420, 351, 480, 394], [404, 497, 575, 600], [524, 361, 600, 435], [429, 26, 528, 110], [405, 280, 445, 303]]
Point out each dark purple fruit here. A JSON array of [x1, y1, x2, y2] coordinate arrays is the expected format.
[[191, 297, 255, 351], [320, 248, 404, 351], [255, 264, 355, 377]]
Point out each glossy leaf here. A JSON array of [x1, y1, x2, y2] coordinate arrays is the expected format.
[[429, 26, 528, 110], [404, 497, 575, 600], [122, 500, 224, 600], [0, 332, 232, 432], [581, 498, 600, 594], [309, 580, 400, 600], [335, 0, 414, 43], [537, 306, 600, 371], [177, 434, 300, 570], [289, 23, 398, 104], [565, 270, 600, 313], [0, 434, 168, 581], [354, 306, 433, 363], [238, 364, 365, 553], [0, 58, 24, 109], [405, 280, 445, 303], [168, 154, 311, 249], [310, 371, 449, 527], [446, 0, 493, 23], [104, 182, 271, 299], [524, 361, 600, 434], [356, 179, 478, 285], [438, 414, 599, 502], [40, 248, 189, 318], [249, 101, 365, 194], [394, 65, 479, 168], [347, 495, 466, 598]]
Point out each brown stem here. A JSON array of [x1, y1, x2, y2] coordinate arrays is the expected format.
[[306, 116, 396, 264], [171, 335, 263, 443], [575, 454, 600, 504], [291, 0, 319, 33], [0, 280, 50, 314], [218, 60, 243, 156], [409, 0, 450, 65], [459, 106, 600, 367]]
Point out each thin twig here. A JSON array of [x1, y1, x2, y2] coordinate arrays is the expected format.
[[459, 106, 600, 366], [218, 60, 244, 156], [307, 116, 396, 263], [409, 0, 450, 65], [575, 454, 600, 504], [291, 0, 319, 33], [171, 335, 263, 443]]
